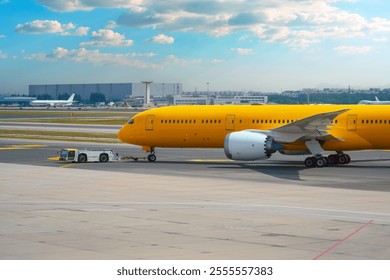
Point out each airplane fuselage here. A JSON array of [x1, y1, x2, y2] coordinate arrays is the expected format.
[[118, 104, 390, 153]]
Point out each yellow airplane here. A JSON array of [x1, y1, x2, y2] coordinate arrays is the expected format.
[[117, 104, 390, 167]]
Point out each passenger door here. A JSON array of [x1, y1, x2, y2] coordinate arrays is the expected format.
[[225, 114, 235, 131], [145, 115, 155, 131], [347, 114, 357, 131]]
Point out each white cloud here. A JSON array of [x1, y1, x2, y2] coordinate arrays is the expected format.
[[149, 34, 174, 44], [37, 0, 145, 12], [368, 17, 390, 33], [0, 34, 6, 38], [334, 45, 372, 54], [105, 20, 117, 29], [80, 29, 133, 47], [73, 26, 89, 36], [15, 20, 89, 36], [34, 1, 390, 49], [0, 50, 8, 59], [25, 47, 158, 68], [231, 48, 254, 55], [373, 37, 388, 42], [164, 54, 202, 66]]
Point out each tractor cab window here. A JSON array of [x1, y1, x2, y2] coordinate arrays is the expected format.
[[128, 118, 135, 124]]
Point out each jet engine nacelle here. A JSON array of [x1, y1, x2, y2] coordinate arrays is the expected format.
[[224, 131, 282, 161]]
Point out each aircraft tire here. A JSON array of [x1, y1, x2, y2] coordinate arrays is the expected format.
[[147, 154, 157, 162], [338, 154, 349, 165], [316, 157, 328, 168], [327, 154, 338, 165], [345, 154, 351, 164], [304, 156, 317, 168]]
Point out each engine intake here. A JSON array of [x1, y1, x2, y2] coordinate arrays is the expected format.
[[224, 131, 283, 161]]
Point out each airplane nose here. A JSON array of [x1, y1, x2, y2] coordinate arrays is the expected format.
[[117, 125, 128, 143]]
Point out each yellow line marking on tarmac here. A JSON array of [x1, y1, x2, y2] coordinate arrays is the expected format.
[[47, 156, 77, 167], [59, 163, 77, 168], [48, 156, 60, 161], [0, 144, 46, 150]]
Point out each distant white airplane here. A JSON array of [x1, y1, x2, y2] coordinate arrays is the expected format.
[[30, 93, 76, 107], [358, 96, 390, 104]]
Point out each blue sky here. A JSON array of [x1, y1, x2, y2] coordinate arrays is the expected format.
[[1, 0, 390, 94]]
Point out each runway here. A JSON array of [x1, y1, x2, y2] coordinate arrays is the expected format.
[[1, 138, 390, 259]]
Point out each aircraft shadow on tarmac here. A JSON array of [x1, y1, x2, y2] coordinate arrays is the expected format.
[[143, 157, 390, 182], [211, 161, 305, 181], [147, 160, 306, 181]]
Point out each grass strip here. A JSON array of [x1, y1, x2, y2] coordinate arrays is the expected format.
[[0, 129, 118, 142]]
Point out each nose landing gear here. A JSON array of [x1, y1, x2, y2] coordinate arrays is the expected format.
[[147, 153, 157, 162]]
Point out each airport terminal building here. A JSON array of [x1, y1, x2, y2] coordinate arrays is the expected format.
[[29, 82, 182, 103]]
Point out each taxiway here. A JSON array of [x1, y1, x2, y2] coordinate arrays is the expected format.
[[0, 138, 390, 259]]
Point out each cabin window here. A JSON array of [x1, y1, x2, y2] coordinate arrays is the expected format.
[[127, 118, 134, 124]]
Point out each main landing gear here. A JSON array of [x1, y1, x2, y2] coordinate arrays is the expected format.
[[304, 140, 351, 168], [304, 153, 351, 168]]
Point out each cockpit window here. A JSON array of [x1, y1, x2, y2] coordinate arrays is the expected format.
[[128, 118, 134, 124]]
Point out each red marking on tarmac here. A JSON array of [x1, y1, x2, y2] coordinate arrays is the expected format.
[[313, 219, 374, 260]]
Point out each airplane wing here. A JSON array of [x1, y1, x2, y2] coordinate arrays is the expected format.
[[256, 109, 350, 143]]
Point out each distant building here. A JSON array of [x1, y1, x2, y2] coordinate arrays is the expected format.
[[29, 82, 182, 104], [173, 95, 210, 105], [173, 95, 268, 105], [213, 95, 268, 105], [0, 96, 36, 106]]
